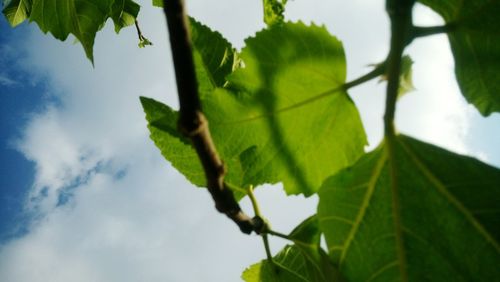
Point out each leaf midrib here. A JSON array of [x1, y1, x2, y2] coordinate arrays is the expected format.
[[339, 146, 388, 265]]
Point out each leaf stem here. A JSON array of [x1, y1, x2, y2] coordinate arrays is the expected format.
[[135, 20, 152, 47], [247, 185, 276, 264], [344, 62, 386, 90], [220, 63, 386, 125], [262, 233, 274, 264], [247, 185, 262, 217]]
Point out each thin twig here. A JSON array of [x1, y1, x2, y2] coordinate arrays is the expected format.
[[411, 24, 455, 39], [162, 0, 257, 234]]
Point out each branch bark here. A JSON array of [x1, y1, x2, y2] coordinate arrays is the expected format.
[[162, 0, 258, 234]]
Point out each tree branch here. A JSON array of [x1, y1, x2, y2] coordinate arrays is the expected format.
[[162, 0, 257, 234], [384, 0, 414, 137]]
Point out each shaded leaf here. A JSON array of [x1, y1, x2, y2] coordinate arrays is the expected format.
[[418, 0, 500, 116], [318, 135, 500, 281]]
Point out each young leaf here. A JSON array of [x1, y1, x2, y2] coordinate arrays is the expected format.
[[417, 0, 500, 116], [318, 135, 500, 281], [205, 22, 367, 196]]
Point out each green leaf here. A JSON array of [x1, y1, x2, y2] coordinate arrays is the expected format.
[[318, 135, 500, 281], [29, 0, 116, 63], [205, 22, 367, 196], [142, 22, 365, 197], [111, 0, 140, 33], [242, 244, 341, 282], [2, 0, 142, 63], [262, 0, 287, 26], [2, 0, 31, 27], [417, 0, 500, 116]]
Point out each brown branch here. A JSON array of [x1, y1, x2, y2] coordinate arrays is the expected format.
[[162, 0, 258, 234]]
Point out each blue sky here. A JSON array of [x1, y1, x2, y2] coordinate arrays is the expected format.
[[0, 16, 43, 240], [0, 1, 499, 281]]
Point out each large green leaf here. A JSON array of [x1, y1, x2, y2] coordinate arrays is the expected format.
[[417, 0, 500, 116], [142, 21, 366, 197], [205, 22, 367, 196], [318, 135, 500, 281], [2, 0, 141, 63]]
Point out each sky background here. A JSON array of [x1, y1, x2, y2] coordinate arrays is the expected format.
[[0, 0, 499, 281]]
